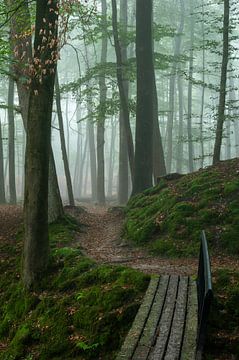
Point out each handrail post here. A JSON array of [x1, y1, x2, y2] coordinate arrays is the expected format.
[[196, 230, 213, 360]]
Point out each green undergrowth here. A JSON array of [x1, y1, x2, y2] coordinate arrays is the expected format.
[[205, 268, 239, 359], [0, 215, 149, 360], [125, 158, 239, 257]]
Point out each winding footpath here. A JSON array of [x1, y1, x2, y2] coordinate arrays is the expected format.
[[70, 204, 198, 275]]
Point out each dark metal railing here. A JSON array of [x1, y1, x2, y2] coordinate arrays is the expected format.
[[196, 230, 213, 359]]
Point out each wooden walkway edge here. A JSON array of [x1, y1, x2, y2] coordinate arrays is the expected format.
[[116, 275, 198, 360]]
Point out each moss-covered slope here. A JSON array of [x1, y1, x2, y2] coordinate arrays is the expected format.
[[0, 217, 149, 360], [125, 158, 239, 257]]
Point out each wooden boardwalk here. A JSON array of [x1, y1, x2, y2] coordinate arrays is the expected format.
[[116, 275, 198, 360]]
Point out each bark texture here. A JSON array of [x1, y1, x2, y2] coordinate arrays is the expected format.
[[132, 0, 154, 195], [23, 0, 59, 288]]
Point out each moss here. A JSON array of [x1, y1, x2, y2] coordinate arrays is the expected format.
[[124, 158, 239, 257], [0, 219, 149, 360], [224, 179, 239, 195]]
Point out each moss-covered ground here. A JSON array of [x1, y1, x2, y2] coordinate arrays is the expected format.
[[125, 158, 239, 257], [125, 158, 239, 359], [0, 216, 149, 360]]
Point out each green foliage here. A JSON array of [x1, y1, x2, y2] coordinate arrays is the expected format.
[[0, 219, 149, 360], [125, 159, 239, 257]]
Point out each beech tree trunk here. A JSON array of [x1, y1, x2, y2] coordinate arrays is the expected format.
[[7, 0, 63, 222], [118, 0, 129, 204], [23, 0, 59, 288], [213, 0, 229, 164], [187, 0, 195, 173], [7, 76, 17, 204], [97, 0, 108, 205], [55, 72, 75, 206], [0, 118, 6, 203], [132, 0, 154, 195], [152, 74, 166, 182], [112, 0, 135, 180]]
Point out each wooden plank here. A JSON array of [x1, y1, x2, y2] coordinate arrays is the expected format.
[[149, 275, 179, 360], [180, 279, 198, 360], [116, 276, 160, 360], [164, 276, 189, 360], [132, 275, 169, 360]]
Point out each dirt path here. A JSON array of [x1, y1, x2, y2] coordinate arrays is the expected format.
[[69, 204, 199, 275]]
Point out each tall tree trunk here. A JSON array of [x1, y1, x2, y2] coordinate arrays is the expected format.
[[97, 0, 108, 205], [199, 0, 205, 168], [132, 0, 154, 195], [152, 74, 166, 182], [23, 0, 59, 289], [73, 106, 82, 196], [8, 76, 17, 204], [112, 0, 135, 180], [166, 5, 184, 173], [55, 72, 75, 206], [118, 0, 129, 204], [7, 0, 63, 222], [0, 118, 6, 203], [213, 0, 229, 164], [187, 0, 195, 173]]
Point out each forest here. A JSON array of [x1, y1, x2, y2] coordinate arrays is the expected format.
[[0, 0, 239, 359]]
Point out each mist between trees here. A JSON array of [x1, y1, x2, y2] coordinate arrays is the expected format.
[[0, 0, 237, 207]]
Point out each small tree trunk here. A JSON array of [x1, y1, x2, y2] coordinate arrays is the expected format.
[[87, 118, 97, 201], [48, 149, 64, 223], [107, 119, 116, 198], [213, 0, 229, 164], [152, 74, 166, 182], [8, 76, 17, 204], [55, 72, 75, 206], [0, 118, 6, 203]]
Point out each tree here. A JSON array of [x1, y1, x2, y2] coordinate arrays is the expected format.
[[118, 0, 129, 204], [97, 0, 107, 205], [7, 76, 17, 203], [0, 117, 6, 203], [23, 0, 59, 288], [112, 0, 135, 180], [6, 0, 63, 222], [55, 72, 75, 206], [132, 0, 154, 195], [213, 0, 229, 164]]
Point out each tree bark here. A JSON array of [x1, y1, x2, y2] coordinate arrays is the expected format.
[[118, 0, 129, 204], [55, 72, 75, 206], [187, 0, 195, 173], [112, 0, 135, 180], [23, 0, 59, 289], [97, 0, 108, 205], [7, 0, 63, 222], [213, 0, 229, 164], [0, 118, 6, 203], [7, 76, 17, 203], [132, 0, 154, 195], [152, 74, 166, 182]]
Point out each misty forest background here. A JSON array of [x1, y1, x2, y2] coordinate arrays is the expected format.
[[0, 0, 237, 207]]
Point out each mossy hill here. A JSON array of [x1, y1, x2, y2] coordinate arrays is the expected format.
[[125, 158, 239, 257], [0, 217, 149, 360]]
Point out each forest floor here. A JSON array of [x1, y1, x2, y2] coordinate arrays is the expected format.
[[68, 203, 239, 275]]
